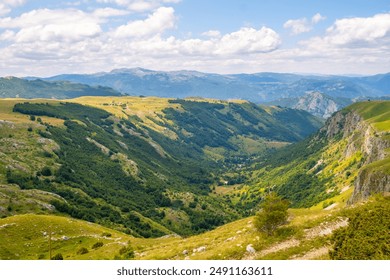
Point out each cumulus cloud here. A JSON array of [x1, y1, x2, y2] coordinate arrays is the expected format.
[[92, 7, 130, 18], [0, 0, 26, 16], [284, 13, 326, 35], [0, 9, 102, 43], [113, 6, 175, 38], [284, 18, 311, 35], [96, 0, 181, 12], [215, 27, 281, 55], [321, 13, 390, 47], [312, 13, 326, 24]]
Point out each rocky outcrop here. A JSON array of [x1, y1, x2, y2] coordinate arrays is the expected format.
[[352, 169, 390, 202], [322, 109, 390, 202], [293, 91, 342, 118]]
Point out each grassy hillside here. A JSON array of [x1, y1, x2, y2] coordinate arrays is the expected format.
[[2, 195, 387, 260], [0, 97, 322, 238], [1, 99, 389, 260], [227, 101, 390, 210]]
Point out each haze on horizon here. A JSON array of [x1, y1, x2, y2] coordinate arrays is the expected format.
[[0, 0, 390, 77]]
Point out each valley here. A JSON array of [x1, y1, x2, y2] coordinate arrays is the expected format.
[[0, 96, 389, 260]]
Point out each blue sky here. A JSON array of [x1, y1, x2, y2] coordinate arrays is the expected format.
[[1, 0, 390, 76]]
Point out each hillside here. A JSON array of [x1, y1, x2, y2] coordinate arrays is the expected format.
[[241, 101, 390, 209], [0, 77, 122, 99], [0, 97, 322, 238], [0, 100, 389, 260]]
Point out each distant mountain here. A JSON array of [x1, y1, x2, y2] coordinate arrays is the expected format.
[[0, 76, 122, 99], [41, 68, 390, 103], [267, 92, 353, 118]]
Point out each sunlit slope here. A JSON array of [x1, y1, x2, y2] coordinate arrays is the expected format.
[[0, 97, 322, 238], [2, 196, 384, 260], [244, 101, 390, 208]]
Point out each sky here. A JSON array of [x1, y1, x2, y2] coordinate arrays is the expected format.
[[0, 0, 390, 76]]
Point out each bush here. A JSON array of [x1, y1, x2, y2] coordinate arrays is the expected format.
[[92, 242, 104, 249], [254, 193, 289, 236], [118, 245, 135, 259], [41, 166, 52, 176], [329, 196, 390, 260], [77, 247, 89, 255], [51, 253, 64, 260]]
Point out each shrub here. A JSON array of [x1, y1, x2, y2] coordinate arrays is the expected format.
[[41, 166, 52, 176], [92, 242, 104, 249], [77, 247, 89, 255], [51, 253, 63, 260], [329, 196, 390, 260], [119, 245, 135, 259], [254, 193, 290, 236]]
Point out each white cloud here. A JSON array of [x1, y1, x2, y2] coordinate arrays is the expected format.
[[311, 13, 326, 24], [0, 9, 102, 43], [113, 6, 175, 38], [284, 13, 326, 35], [92, 7, 130, 18], [201, 30, 221, 38], [96, 0, 181, 12], [0, 4, 11, 16], [0, 0, 26, 16], [1, 0, 26, 6], [322, 13, 390, 46], [215, 27, 281, 55], [284, 18, 311, 35]]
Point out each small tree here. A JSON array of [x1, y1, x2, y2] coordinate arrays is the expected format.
[[254, 193, 289, 236]]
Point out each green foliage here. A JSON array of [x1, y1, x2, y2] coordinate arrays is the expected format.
[[40, 166, 52, 176], [277, 173, 332, 208], [51, 253, 64, 260], [92, 242, 104, 249], [329, 196, 390, 260], [118, 245, 135, 259], [77, 247, 89, 255], [7, 99, 323, 238], [254, 193, 290, 236]]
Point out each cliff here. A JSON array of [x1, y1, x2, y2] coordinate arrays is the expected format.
[[322, 101, 390, 202]]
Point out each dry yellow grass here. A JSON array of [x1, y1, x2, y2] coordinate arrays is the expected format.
[[0, 99, 64, 126]]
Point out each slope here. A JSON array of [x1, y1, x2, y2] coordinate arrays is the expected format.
[[243, 101, 390, 209], [0, 97, 322, 238]]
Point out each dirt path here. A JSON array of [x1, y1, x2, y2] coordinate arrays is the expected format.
[[291, 246, 329, 260], [242, 217, 348, 260]]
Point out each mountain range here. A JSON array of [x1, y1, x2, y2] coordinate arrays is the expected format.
[[0, 76, 121, 99], [19, 68, 388, 118], [40, 68, 390, 102]]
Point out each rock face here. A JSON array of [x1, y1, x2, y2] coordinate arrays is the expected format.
[[322, 108, 390, 202], [293, 92, 343, 118]]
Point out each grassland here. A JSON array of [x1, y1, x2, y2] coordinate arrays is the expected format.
[[0, 191, 372, 260]]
